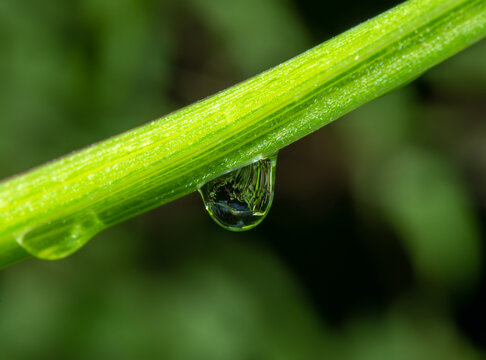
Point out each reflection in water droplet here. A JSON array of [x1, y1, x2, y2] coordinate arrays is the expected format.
[[15, 213, 103, 260], [199, 154, 277, 231]]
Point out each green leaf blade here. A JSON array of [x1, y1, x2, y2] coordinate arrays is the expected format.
[[0, 0, 485, 267]]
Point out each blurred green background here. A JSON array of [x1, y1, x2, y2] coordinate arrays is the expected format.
[[1, 0, 486, 358]]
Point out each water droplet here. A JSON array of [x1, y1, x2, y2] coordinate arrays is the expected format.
[[199, 154, 277, 231], [15, 213, 103, 260]]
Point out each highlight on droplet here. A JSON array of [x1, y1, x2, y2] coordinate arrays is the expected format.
[[198, 153, 277, 231]]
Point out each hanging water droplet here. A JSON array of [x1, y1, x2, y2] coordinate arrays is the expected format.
[[199, 153, 277, 231], [15, 213, 103, 260]]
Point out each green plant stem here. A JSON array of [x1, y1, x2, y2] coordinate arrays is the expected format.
[[1, 0, 485, 268]]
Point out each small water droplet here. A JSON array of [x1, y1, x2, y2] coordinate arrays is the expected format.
[[199, 153, 277, 231], [15, 213, 103, 260]]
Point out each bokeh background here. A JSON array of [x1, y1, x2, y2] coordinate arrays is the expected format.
[[1, 0, 486, 358]]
